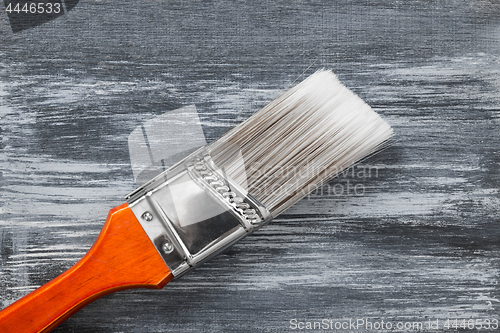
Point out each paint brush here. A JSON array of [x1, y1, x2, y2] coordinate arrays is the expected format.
[[0, 69, 393, 332]]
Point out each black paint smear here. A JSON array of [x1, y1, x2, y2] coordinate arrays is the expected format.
[[64, 0, 77, 12], [3, 0, 79, 33]]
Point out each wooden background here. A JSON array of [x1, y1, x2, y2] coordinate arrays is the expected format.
[[0, 1, 499, 332]]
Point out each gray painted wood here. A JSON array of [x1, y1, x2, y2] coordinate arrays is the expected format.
[[0, 1, 499, 332]]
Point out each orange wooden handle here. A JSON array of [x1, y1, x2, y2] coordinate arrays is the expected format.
[[0, 203, 173, 333]]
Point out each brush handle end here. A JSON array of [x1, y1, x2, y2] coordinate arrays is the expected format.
[[0, 203, 173, 333]]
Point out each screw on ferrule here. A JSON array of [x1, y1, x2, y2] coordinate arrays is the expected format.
[[162, 241, 174, 254], [141, 211, 153, 222]]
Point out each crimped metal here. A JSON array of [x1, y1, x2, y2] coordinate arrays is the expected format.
[[126, 147, 272, 278]]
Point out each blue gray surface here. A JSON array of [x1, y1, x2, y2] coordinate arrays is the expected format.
[[0, 1, 499, 332]]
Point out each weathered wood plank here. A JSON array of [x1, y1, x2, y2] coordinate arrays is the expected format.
[[0, 1, 499, 332]]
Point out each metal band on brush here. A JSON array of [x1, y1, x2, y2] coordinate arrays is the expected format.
[[187, 152, 270, 229], [126, 148, 272, 277]]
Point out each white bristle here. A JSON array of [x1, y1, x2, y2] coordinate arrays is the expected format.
[[209, 69, 393, 216]]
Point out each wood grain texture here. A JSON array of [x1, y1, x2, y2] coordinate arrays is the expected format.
[[0, 204, 173, 332], [0, 1, 499, 332]]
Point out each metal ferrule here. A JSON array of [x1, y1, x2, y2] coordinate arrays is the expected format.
[[126, 147, 272, 278]]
